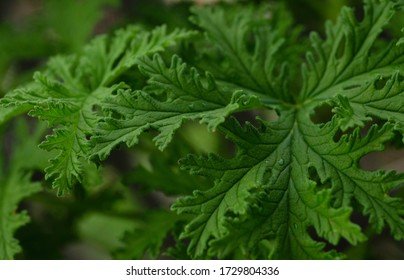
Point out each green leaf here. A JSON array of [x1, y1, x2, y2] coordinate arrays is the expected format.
[[171, 0, 404, 259], [174, 113, 374, 259], [332, 73, 404, 134], [300, 0, 404, 101], [189, 3, 301, 105], [0, 173, 41, 260], [1, 25, 193, 194], [0, 120, 49, 259], [91, 54, 261, 160], [1, 0, 403, 260]]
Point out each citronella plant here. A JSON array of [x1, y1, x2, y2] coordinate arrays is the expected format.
[[0, 0, 403, 259]]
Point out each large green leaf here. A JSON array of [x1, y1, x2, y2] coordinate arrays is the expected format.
[[170, 0, 404, 259], [1, 26, 193, 194]]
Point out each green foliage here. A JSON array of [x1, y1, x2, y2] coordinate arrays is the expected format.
[[1, 25, 194, 195], [0, 120, 49, 259], [0, 0, 403, 260], [91, 54, 261, 159]]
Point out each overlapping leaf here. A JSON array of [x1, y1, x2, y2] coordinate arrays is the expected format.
[[91, 54, 261, 160], [300, 0, 404, 101], [189, 4, 301, 105], [332, 73, 404, 133], [0, 0, 403, 260], [0, 25, 193, 194], [171, 0, 404, 259]]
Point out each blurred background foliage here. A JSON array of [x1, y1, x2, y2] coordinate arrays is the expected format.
[[0, 0, 403, 260]]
